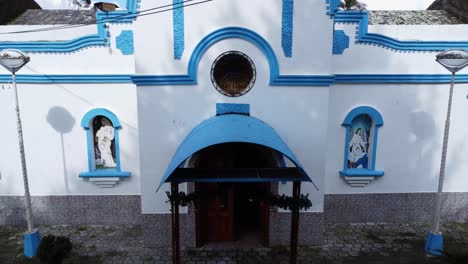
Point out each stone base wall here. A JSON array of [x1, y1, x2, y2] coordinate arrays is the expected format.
[[269, 212, 323, 246], [0, 195, 142, 226], [142, 211, 323, 248], [324, 192, 468, 224]]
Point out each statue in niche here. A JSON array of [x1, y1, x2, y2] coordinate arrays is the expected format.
[[347, 115, 370, 169], [94, 117, 116, 168]]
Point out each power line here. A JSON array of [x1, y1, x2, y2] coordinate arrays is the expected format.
[[0, 0, 212, 35]]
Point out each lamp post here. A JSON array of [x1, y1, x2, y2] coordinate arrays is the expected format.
[[0, 49, 41, 258], [425, 49, 468, 256]]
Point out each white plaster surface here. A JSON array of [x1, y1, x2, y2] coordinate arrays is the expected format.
[[325, 83, 468, 194], [0, 83, 140, 195]]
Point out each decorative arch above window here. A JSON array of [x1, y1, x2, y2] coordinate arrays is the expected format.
[[340, 106, 384, 187], [79, 108, 130, 188]]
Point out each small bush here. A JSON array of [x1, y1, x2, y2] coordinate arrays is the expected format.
[[36, 235, 72, 264]]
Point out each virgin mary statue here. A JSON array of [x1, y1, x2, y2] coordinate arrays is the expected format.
[[95, 119, 117, 168]]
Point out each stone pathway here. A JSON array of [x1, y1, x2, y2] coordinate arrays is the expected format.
[[1, 222, 468, 263]]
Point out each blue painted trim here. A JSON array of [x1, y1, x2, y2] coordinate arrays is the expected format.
[[0, 19, 107, 52], [282, 0, 294, 57], [3, 73, 468, 85], [0, 0, 141, 53], [116, 30, 134, 55], [0, 74, 132, 83], [79, 170, 131, 178], [333, 30, 349, 55], [342, 106, 384, 175], [334, 74, 468, 84], [81, 108, 121, 128], [333, 11, 468, 52], [80, 108, 130, 178], [343, 106, 384, 126], [173, 0, 185, 59], [216, 103, 250, 115], [24, 231, 41, 258], [425, 232, 444, 256], [339, 169, 384, 177]]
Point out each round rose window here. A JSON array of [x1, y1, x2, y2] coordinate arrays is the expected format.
[[211, 51, 256, 97]]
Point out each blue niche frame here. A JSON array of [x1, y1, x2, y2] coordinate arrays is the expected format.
[[0, 0, 141, 53], [79, 108, 131, 178], [340, 106, 384, 177]]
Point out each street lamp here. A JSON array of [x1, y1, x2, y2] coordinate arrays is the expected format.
[[0, 49, 40, 258], [425, 49, 468, 256]]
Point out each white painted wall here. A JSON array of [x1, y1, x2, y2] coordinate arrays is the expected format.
[[333, 24, 468, 75], [0, 83, 140, 196], [134, 0, 333, 76], [138, 38, 328, 213], [325, 83, 468, 194]]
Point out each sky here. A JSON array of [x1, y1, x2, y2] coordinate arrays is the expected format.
[[35, 0, 436, 10]]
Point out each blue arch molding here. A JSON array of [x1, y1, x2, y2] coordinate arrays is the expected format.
[[157, 114, 316, 191], [133, 27, 334, 86], [331, 10, 468, 52], [79, 108, 130, 178], [0, 0, 140, 53], [340, 106, 384, 177]]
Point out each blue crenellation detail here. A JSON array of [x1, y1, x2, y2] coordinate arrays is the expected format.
[[333, 30, 349, 55], [282, 0, 294, 57], [116, 30, 134, 55], [216, 103, 250, 116], [326, 0, 340, 16], [333, 11, 468, 52], [173, 0, 185, 59]]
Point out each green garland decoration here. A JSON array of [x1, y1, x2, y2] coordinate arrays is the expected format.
[[166, 191, 198, 208], [165, 190, 312, 211]]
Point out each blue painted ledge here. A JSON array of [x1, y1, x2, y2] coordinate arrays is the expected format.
[[339, 169, 384, 177], [79, 170, 131, 178]]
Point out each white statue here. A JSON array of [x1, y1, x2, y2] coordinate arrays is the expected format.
[[348, 128, 368, 168], [95, 119, 116, 168]]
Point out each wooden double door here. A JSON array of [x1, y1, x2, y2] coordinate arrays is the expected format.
[[195, 182, 270, 246]]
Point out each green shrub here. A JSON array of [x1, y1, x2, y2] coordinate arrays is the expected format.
[[36, 235, 72, 264]]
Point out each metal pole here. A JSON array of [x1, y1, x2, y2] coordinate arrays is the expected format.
[[12, 72, 34, 233], [289, 181, 300, 264], [171, 182, 180, 264], [431, 72, 456, 234]]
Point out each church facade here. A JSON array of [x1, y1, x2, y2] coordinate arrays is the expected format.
[[1, 0, 468, 247]]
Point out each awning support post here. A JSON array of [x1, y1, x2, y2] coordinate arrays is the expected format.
[[289, 181, 301, 264], [171, 182, 180, 264]]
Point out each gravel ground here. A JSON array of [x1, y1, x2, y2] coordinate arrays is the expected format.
[[1, 222, 468, 264]]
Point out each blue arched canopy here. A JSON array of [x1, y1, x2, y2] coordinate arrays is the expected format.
[[158, 114, 314, 190]]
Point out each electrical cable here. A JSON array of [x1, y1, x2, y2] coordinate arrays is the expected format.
[[0, 0, 212, 35]]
